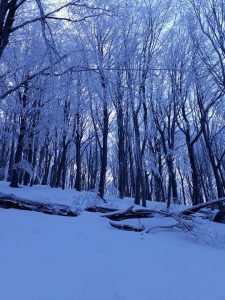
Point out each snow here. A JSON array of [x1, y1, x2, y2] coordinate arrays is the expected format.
[[1, 182, 225, 300], [0, 181, 133, 209]]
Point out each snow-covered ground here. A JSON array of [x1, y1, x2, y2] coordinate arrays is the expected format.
[[1, 181, 225, 300]]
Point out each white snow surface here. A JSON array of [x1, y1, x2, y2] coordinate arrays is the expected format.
[[1, 181, 225, 300]]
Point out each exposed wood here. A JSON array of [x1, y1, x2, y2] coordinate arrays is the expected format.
[[106, 198, 225, 234], [213, 210, 225, 224], [180, 197, 225, 216], [101, 205, 134, 216], [0, 193, 79, 217], [94, 197, 225, 227], [101, 205, 155, 221], [109, 221, 144, 232], [105, 211, 154, 221], [102, 206, 172, 221], [86, 206, 118, 213]]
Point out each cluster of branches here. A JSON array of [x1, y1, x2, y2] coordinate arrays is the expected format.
[[0, 0, 224, 208]]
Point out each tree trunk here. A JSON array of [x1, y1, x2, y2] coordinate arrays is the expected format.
[[74, 113, 82, 191], [98, 102, 109, 199], [10, 117, 26, 188], [24, 134, 33, 186], [0, 0, 18, 59]]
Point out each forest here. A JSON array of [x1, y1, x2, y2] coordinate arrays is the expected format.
[[1, 2, 225, 300], [0, 0, 225, 208]]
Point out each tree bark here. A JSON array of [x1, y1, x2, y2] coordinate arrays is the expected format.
[[98, 101, 109, 199]]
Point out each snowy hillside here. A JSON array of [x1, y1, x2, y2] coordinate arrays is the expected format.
[[1, 182, 225, 300], [1, 1, 225, 299]]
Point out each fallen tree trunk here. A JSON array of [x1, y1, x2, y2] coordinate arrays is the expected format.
[[101, 198, 225, 227], [109, 210, 194, 234], [101, 206, 154, 221], [180, 197, 225, 217], [213, 210, 225, 223], [109, 221, 144, 232], [86, 206, 118, 213], [0, 193, 80, 217]]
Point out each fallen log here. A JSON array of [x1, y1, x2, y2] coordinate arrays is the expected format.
[[102, 198, 225, 225], [85, 206, 118, 213], [110, 212, 194, 234], [101, 205, 154, 221], [109, 221, 144, 232], [213, 210, 225, 223], [0, 193, 80, 217], [106, 198, 225, 234], [180, 197, 225, 217]]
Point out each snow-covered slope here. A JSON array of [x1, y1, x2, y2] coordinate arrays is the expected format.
[[1, 182, 225, 300]]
